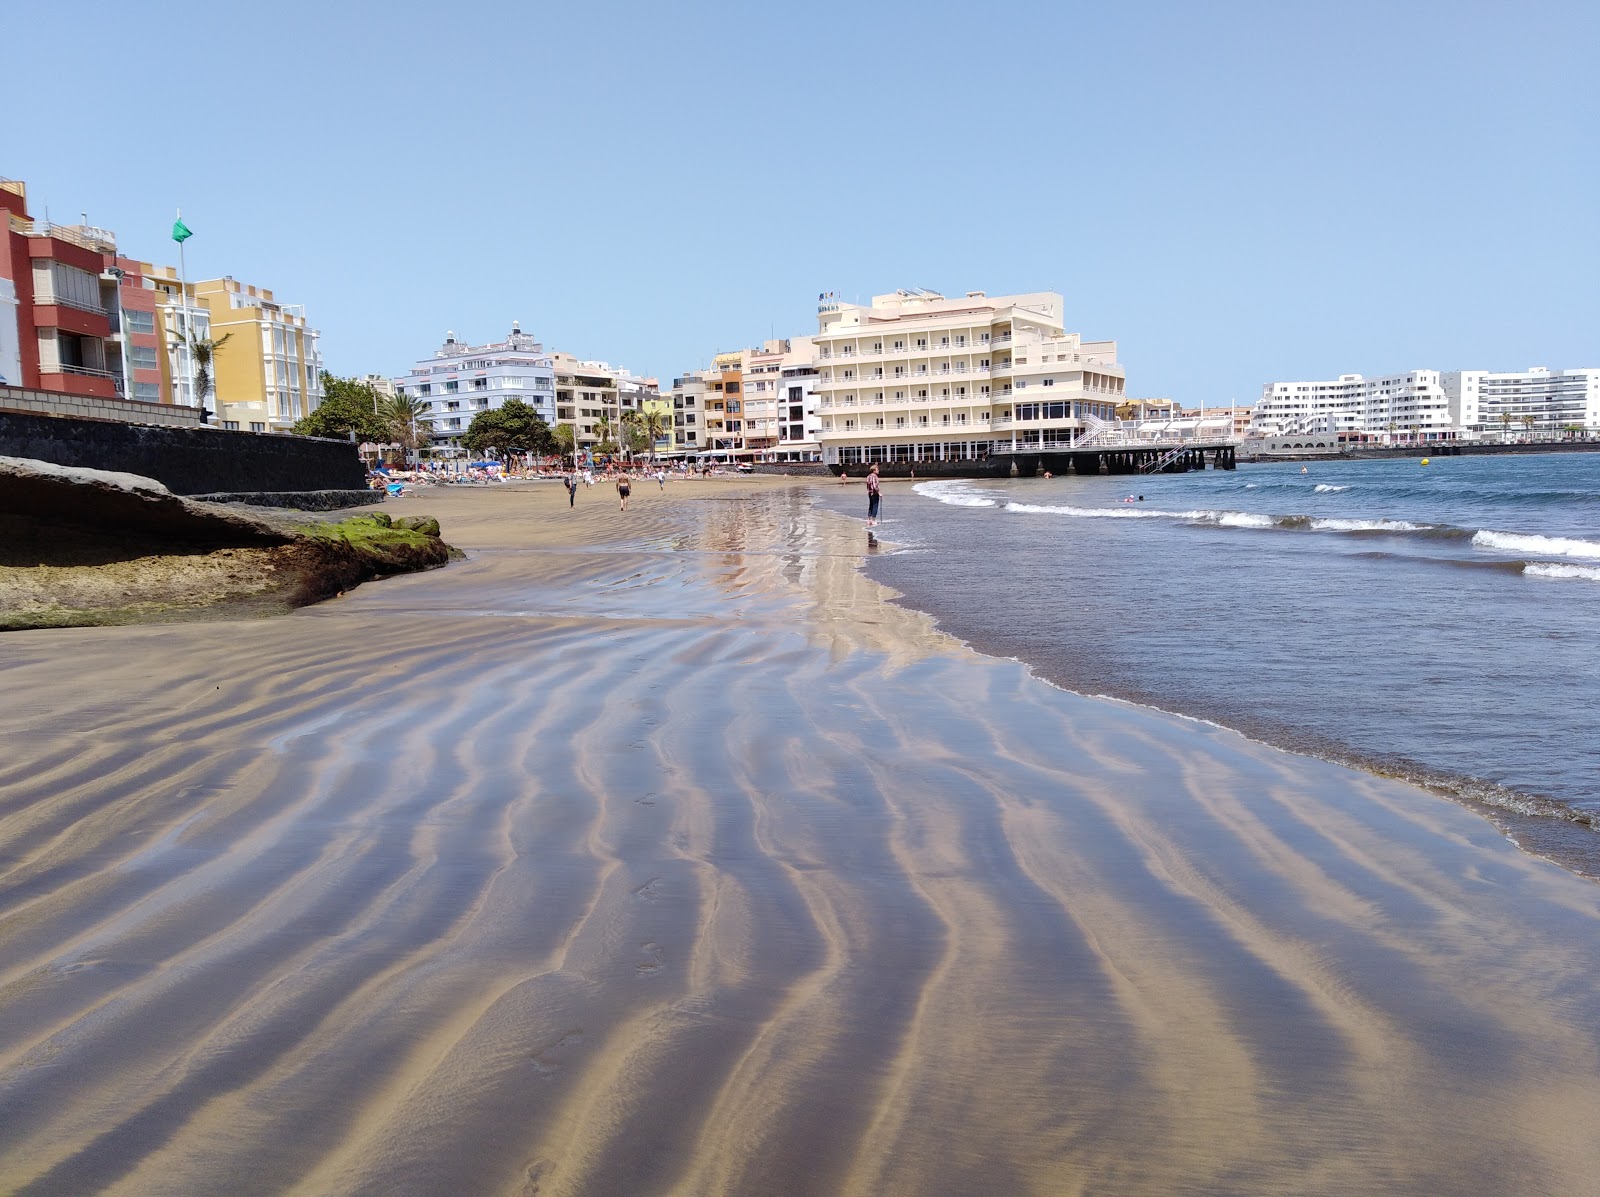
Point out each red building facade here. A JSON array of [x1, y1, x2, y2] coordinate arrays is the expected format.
[[0, 178, 121, 399]]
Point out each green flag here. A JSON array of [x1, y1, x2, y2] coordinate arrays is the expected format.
[[172, 218, 192, 243]]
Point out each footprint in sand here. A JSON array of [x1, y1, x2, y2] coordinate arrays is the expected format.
[[527, 1029, 583, 1075], [632, 877, 663, 902], [635, 941, 663, 975]]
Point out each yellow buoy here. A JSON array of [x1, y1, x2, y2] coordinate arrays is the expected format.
[[1421, 458, 1430, 465]]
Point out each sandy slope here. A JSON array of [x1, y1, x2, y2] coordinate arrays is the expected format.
[[0, 477, 1597, 1196]]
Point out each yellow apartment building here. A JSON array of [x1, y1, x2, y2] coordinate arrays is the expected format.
[[192, 277, 324, 432]]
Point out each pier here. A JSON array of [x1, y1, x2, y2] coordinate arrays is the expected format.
[[831, 441, 1238, 480], [1022, 442, 1237, 476]]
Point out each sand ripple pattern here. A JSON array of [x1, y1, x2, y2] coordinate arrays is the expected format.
[[2, 481, 1599, 1196]]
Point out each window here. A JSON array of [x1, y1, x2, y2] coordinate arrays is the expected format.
[[445, 381, 459, 393], [132, 382, 160, 401], [130, 346, 159, 369], [915, 339, 926, 349], [250, 421, 266, 432], [222, 420, 241, 430], [1043, 378, 1055, 387], [124, 309, 155, 334]]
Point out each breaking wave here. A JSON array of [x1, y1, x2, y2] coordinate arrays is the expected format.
[[1473, 531, 1600, 560], [1524, 563, 1600, 582], [912, 481, 997, 508], [1314, 484, 1351, 493]]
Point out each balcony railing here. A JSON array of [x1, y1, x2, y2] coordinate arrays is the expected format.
[[42, 363, 117, 380]]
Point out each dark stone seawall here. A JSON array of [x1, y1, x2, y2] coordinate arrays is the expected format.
[[0, 413, 366, 495]]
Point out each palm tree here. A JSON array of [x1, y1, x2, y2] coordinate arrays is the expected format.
[[1521, 413, 1537, 440], [552, 422, 576, 466], [594, 413, 618, 456], [170, 329, 232, 413], [380, 393, 431, 464], [621, 409, 651, 462], [1499, 410, 1514, 441], [641, 407, 670, 461]]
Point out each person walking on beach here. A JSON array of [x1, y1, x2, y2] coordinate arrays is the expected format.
[[866, 462, 882, 527], [566, 472, 578, 507], [655, 469, 666, 491], [616, 471, 632, 512]]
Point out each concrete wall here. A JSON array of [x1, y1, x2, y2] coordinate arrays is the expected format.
[[0, 385, 203, 427], [0, 410, 365, 495]]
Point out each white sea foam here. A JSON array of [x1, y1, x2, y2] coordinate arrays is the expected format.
[[1005, 502, 1189, 519], [1313, 483, 1350, 493], [1524, 562, 1600, 582], [1207, 511, 1277, 529], [913, 481, 996, 508], [1473, 530, 1600, 560], [1309, 517, 1425, 533]]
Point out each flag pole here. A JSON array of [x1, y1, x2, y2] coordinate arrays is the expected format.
[[175, 208, 200, 418]]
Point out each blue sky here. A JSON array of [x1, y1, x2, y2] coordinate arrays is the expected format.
[[7, 0, 1595, 401]]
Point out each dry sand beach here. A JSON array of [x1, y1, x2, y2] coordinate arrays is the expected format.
[[2, 477, 1599, 1196]]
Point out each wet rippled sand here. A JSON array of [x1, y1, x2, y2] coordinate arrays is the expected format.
[[2, 479, 1598, 1196]]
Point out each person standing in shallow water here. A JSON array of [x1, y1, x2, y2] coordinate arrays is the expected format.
[[616, 471, 632, 512], [566, 472, 578, 507], [866, 463, 882, 527]]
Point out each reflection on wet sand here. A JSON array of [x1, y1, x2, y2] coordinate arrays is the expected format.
[[1, 479, 1598, 1196]]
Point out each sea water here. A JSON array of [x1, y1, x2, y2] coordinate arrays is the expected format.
[[825, 454, 1600, 867]]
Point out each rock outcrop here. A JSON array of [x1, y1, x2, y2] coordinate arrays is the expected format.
[[0, 457, 453, 630]]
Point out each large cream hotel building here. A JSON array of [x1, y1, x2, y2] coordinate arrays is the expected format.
[[813, 289, 1125, 467]]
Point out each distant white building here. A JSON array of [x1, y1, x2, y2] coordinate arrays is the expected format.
[[813, 288, 1126, 467], [394, 323, 555, 450], [1441, 367, 1600, 437], [1251, 371, 1459, 441]]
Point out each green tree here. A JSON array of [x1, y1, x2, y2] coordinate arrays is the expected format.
[[380, 393, 432, 460], [552, 423, 576, 464], [594, 413, 617, 455], [171, 328, 232, 412], [1521, 413, 1537, 438], [461, 399, 554, 460], [292, 373, 391, 441], [1499, 410, 1514, 440], [621, 409, 653, 460], [640, 406, 670, 460]]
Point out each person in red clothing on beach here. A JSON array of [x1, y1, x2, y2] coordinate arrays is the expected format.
[[866, 463, 882, 526]]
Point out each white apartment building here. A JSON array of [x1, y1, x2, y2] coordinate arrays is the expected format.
[[669, 369, 709, 453], [394, 323, 555, 450], [812, 289, 1125, 466], [736, 335, 824, 460], [1250, 371, 1458, 441], [1441, 367, 1600, 437], [551, 354, 625, 451], [776, 336, 823, 460], [742, 339, 786, 453]]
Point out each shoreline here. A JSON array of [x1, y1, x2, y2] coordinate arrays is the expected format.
[[852, 467, 1600, 882], [2, 479, 1598, 1194]]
